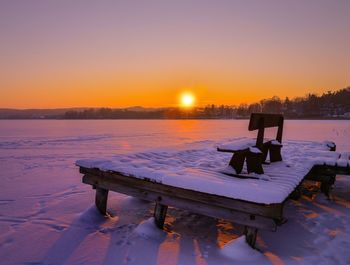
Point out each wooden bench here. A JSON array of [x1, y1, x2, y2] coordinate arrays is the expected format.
[[217, 113, 284, 175]]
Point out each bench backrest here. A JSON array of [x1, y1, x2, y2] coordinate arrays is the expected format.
[[248, 113, 284, 150]]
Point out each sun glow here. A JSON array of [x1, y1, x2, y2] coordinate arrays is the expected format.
[[180, 92, 195, 108]]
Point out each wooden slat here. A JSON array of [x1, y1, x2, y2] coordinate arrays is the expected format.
[[248, 113, 283, 131], [80, 167, 283, 219], [83, 173, 277, 231]]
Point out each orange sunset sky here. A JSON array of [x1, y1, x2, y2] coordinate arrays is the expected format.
[[1, 1, 349, 109]]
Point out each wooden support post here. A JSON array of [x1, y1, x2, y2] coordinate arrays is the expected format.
[[320, 174, 335, 199], [262, 142, 270, 163], [269, 144, 282, 162], [244, 226, 258, 248], [276, 117, 284, 143], [289, 186, 301, 200], [154, 202, 168, 229], [95, 188, 109, 215], [246, 151, 264, 174], [320, 181, 330, 198], [256, 118, 265, 150]]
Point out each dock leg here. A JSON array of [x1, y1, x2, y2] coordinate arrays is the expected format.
[[244, 226, 258, 248], [95, 188, 109, 215], [320, 174, 335, 199], [289, 185, 301, 200], [154, 202, 168, 229]]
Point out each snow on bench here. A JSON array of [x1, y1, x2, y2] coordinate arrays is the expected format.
[[76, 138, 348, 205]]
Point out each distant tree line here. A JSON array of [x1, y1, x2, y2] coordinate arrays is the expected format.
[[64, 108, 165, 119], [63, 87, 350, 119], [231, 87, 350, 118], [1, 87, 349, 119]]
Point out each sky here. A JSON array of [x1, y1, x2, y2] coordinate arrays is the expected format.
[[0, 0, 349, 109]]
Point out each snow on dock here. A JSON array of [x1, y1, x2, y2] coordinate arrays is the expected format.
[[77, 138, 349, 204]]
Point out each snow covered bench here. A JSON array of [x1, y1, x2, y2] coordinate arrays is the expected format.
[[217, 113, 284, 175], [76, 138, 350, 248]]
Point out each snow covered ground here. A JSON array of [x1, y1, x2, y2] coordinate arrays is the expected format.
[[0, 120, 349, 265]]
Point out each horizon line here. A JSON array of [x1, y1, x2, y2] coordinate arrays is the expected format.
[[1, 86, 349, 110]]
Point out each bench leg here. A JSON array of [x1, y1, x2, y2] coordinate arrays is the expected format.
[[95, 188, 109, 215], [269, 145, 282, 162], [154, 202, 168, 229], [244, 226, 258, 248], [229, 151, 246, 174], [246, 152, 264, 174]]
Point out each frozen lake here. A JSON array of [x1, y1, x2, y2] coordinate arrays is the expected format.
[[0, 120, 349, 265], [1, 119, 350, 156]]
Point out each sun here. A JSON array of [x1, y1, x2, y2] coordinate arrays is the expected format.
[[180, 92, 195, 108]]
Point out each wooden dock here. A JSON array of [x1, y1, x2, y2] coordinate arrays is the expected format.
[[78, 159, 349, 248]]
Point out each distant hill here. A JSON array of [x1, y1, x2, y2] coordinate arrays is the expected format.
[[125, 106, 165, 112], [0, 107, 166, 119], [0, 108, 87, 119]]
